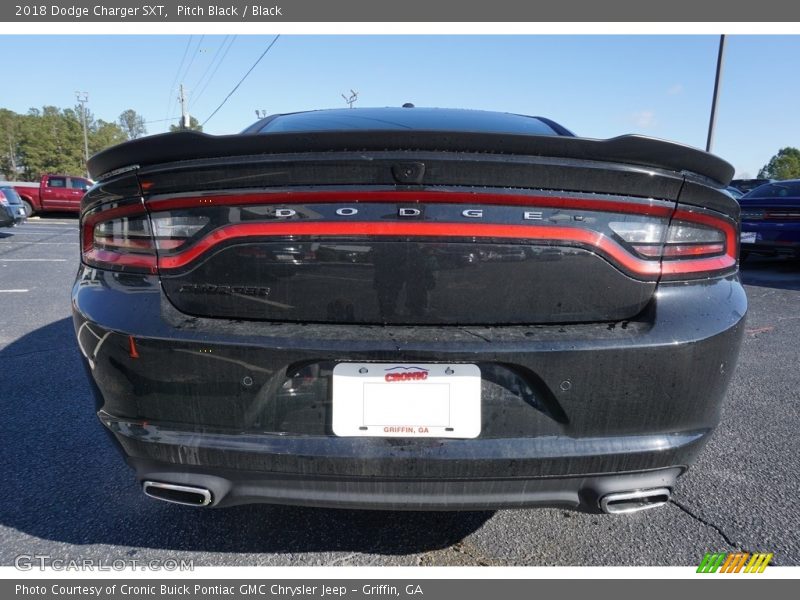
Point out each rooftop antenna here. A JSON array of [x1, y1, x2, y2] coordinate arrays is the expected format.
[[342, 90, 359, 109]]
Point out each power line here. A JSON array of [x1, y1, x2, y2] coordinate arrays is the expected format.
[[202, 35, 280, 127], [178, 35, 205, 89], [190, 36, 237, 110], [142, 117, 179, 125], [164, 36, 193, 124], [188, 35, 230, 104], [161, 36, 207, 130]]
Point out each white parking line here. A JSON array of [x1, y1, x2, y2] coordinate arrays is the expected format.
[[0, 258, 67, 262], [9, 227, 78, 233], [0, 289, 29, 293], [5, 231, 76, 235]]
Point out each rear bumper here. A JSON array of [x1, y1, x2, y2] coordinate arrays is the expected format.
[[741, 221, 800, 256], [131, 457, 683, 511], [0, 206, 15, 227], [72, 266, 746, 510]]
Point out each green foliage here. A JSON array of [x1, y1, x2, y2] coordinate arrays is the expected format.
[[758, 147, 800, 180], [16, 106, 86, 178], [118, 109, 147, 140], [0, 108, 20, 178], [169, 115, 203, 132], [0, 105, 133, 181], [90, 120, 128, 155]]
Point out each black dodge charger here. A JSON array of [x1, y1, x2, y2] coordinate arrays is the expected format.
[[72, 107, 746, 513]]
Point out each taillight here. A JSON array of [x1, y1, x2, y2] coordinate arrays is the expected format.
[[612, 220, 725, 259], [81, 204, 157, 273], [84, 191, 737, 280], [150, 214, 209, 250], [81, 205, 210, 273], [765, 210, 800, 220], [610, 208, 736, 277]]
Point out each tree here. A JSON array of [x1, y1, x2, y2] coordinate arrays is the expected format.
[[118, 109, 147, 140], [169, 116, 203, 132], [0, 109, 21, 180], [89, 119, 127, 155], [1, 105, 129, 180], [17, 106, 85, 178], [758, 147, 800, 180]]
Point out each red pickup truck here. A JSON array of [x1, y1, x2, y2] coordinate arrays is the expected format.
[[9, 174, 93, 216]]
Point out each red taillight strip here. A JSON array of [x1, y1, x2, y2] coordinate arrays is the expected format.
[[94, 237, 154, 251], [661, 255, 735, 276], [81, 202, 157, 272], [665, 208, 737, 275], [765, 211, 800, 220], [661, 243, 725, 258], [147, 190, 675, 218], [82, 194, 738, 278], [82, 203, 147, 253], [83, 248, 157, 270], [157, 221, 663, 277]]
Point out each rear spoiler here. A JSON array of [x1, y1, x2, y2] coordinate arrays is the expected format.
[[88, 130, 734, 186]]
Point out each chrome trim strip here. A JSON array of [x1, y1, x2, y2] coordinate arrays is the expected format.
[[142, 481, 212, 507]]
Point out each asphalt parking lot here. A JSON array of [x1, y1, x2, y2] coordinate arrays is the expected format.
[[0, 216, 798, 567]]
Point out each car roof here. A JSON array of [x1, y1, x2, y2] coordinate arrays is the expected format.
[[244, 107, 575, 137], [742, 179, 800, 197]]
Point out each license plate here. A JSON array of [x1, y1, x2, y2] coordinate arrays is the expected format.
[[332, 363, 481, 438], [741, 231, 757, 244]]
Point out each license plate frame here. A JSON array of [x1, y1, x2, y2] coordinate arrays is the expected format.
[[741, 231, 757, 244], [331, 363, 481, 439]]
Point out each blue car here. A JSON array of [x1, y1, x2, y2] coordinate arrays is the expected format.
[[739, 180, 800, 258]]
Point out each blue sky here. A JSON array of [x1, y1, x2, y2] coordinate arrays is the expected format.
[[0, 35, 798, 178]]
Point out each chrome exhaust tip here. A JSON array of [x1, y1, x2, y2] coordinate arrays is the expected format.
[[142, 481, 212, 507], [600, 488, 671, 514]]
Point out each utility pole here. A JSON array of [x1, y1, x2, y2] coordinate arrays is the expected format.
[[342, 90, 359, 109], [75, 91, 90, 177], [706, 35, 726, 153], [178, 84, 190, 129]]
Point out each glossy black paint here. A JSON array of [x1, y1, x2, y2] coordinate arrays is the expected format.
[[131, 151, 738, 215], [74, 108, 745, 511], [73, 263, 746, 509], [88, 129, 734, 186], [162, 240, 656, 325]]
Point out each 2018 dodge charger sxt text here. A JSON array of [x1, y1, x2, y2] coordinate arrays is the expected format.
[[72, 108, 746, 513]]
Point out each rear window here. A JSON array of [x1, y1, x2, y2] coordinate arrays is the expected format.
[[0, 187, 22, 204], [69, 178, 92, 190], [744, 182, 800, 199], [256, 108, 565, 136]]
